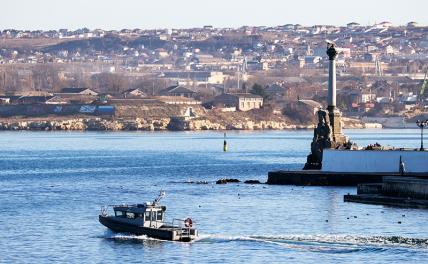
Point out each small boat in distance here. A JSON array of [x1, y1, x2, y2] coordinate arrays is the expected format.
[[99, 191, 198, 242]]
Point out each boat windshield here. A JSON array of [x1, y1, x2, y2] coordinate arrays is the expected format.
[[115, 211, 125, 217], [144, 210, 163, 221]]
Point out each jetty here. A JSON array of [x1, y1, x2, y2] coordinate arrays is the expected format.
[[345, 177, 428, 208]]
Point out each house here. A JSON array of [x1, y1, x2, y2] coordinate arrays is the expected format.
[[213, 93, 263, 111], [160, 85, 196, 98], [122, 88, 146, 98], [58, 88, 98, 96], [407, 21, 419, 28], [45, 96, 69, 104], [155, 48, 169, 58], [246, 60, 269, 71], [45, 95, 97, 105], [16, 95, 55, 105], [160, 71, 224, 85], [361, 93, 377, 103], [347, 22, 361, 29], [0, 97, 11, 105], [303, 56, 322, 68], [155, 96, 201, 105]]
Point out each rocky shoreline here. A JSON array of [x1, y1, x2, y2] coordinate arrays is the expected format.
[[0, 116, 365, 131]]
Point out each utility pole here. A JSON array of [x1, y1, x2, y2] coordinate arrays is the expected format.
[[237, 65, 240, 91], [416, 120, 427, 151]]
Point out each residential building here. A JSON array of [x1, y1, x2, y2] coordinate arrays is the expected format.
[[58, 88, 98, 96], [160, 85, 196, 98], [213, 93, 263, 111], [122, 88, 146, 98]]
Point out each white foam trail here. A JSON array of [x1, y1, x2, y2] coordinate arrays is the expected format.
[[196, 234, 428, 250], [103, 232, 428, 251], [106, 233, 191, 244], [106, 233, 151, 240]]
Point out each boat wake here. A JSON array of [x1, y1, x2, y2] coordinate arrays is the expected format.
[[195, 234, 428, 253], [103, 232, 190, 244], [103, 232, 171, 244], [102, 232, 428, 253]]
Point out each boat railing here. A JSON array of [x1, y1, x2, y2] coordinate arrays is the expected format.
[[170, 218, 194, 239], [168, 218, 193, 228], [100, 206, 109, 217]]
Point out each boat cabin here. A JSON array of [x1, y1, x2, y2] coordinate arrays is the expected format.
[[113, 203, 166, 228]]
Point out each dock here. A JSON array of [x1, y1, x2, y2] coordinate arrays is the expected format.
[[267, 171, 428, 186], [267, 170, 385, 186], [344, 177, 428, 208]]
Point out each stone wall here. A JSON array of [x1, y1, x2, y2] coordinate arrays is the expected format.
[[322, 149, 428, 173]]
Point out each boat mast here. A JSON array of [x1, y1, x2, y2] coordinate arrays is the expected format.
[[152, 191, 166, 205]]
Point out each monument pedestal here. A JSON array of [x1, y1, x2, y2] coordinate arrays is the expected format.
[[328, 107, 347, 147]]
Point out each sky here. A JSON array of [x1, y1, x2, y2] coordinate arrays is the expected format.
[[1, 0, 427, 30]]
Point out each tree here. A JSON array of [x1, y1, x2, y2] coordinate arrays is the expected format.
[[250, 83, 266, 98], [91, 72, 129, 94]]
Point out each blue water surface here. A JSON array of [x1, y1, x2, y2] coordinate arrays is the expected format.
[[0, 129, 427, 263]]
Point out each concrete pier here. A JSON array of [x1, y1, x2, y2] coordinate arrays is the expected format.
[[267, 170, 385, 186], [344, 177, 428, 208], [268, 170, 428, 186]]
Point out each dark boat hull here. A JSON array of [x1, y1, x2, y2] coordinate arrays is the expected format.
[[99, 215, 195, 242]]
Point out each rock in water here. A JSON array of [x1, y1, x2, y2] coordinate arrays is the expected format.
[[244, 180, 262, 184]]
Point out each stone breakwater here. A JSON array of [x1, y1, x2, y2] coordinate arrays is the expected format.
[[0, 117, 307, 131]]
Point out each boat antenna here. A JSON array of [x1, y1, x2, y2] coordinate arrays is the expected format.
[[153, 190, 166, 205]]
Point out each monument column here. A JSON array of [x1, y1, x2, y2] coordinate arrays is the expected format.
[[326, 43, 345, 144], [327, 44, 337, 110]]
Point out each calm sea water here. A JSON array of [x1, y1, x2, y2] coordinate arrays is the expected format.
[[1, 129, 428, 263]]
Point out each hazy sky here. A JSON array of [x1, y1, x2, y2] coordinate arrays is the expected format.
[[1, 0, 427, 30]]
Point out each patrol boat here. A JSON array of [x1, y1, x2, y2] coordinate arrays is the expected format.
[[99, 191, 198, 242]]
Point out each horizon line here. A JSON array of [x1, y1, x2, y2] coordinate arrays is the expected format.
[[1, 21, 425, 32]]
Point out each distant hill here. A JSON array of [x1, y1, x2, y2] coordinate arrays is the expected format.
[[42, 35, 168, 54], [42, 35, 124, 54]]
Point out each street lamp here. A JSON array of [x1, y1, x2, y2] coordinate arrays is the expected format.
[[416, 120, 428, 151]]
